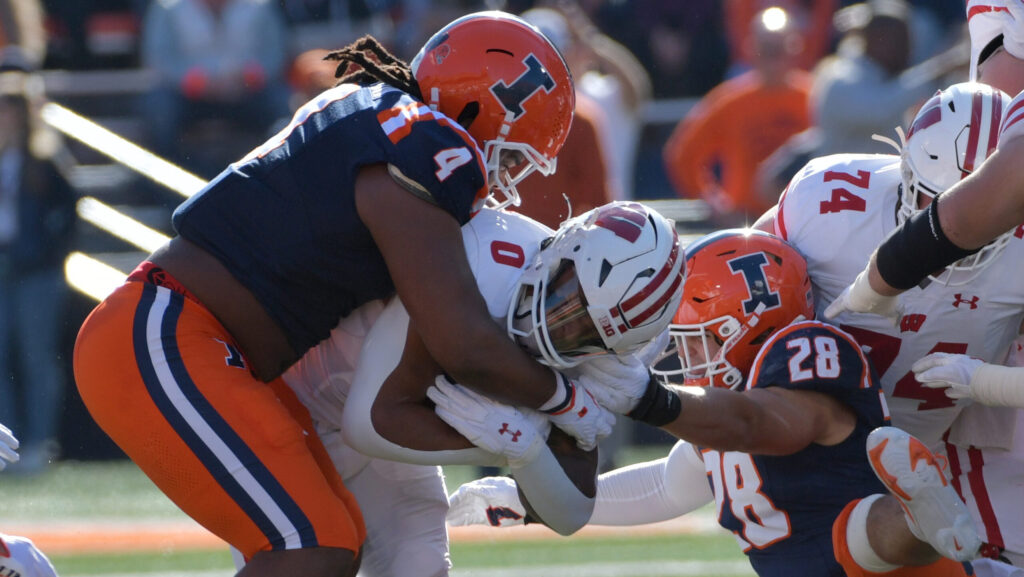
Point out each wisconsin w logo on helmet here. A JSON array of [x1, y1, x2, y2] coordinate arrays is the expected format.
[[592, 202, 648, 243]]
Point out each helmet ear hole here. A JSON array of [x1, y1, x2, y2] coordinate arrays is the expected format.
[[456, 101, 480, 130]]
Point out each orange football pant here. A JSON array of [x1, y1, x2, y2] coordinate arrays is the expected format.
[[73, 279, 365, 558]]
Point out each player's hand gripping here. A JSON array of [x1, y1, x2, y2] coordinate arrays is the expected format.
[[0, 422, 19, 471], [446, 476, 527, 528], [573, 353, 652, 414], [428, 376, 548, 467], [543, 372, 615, 451], [914, 353, 986, 401], [824, 270, 902, 324]]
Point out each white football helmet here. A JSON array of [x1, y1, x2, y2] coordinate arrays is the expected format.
[[508, 201, 685, 369], [899, 81, 1011, 286]]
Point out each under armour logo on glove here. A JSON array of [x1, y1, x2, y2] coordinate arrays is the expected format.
[[428, 375, 545, 466], [486, 506, 524, 527], [497, 423, 523, 442]]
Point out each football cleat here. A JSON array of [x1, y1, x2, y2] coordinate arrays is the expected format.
[[866, 426, 981, 562]]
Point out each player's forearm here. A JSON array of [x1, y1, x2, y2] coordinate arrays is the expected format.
[[967, 364, 1024, 408], [661, 387, 767, 453], [938, 142, 1024, 250], [341, 398, 504, 467], [364, 175, 557, 409], [590, 441, 713, 526], [511, 445, 595, 536]]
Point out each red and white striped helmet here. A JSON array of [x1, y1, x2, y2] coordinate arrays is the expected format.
[[899, 81, 1011, 285], [507, 201, 685, 369]]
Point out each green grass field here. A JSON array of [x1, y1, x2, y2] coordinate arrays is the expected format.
[[0, 451, 755, 577]]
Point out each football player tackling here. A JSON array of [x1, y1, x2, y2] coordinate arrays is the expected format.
[[279, 201, 685, 576], [73, 12, 589, 577], [441, 230, 979, 576]]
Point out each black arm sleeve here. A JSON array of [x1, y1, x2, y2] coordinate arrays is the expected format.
[[876, 200, 980, 290]]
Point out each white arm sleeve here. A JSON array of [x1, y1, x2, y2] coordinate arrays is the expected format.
[[589, 440, 714, 526], [972, 363, 1024, 408], [511, 445, 595, 536], [341, 297, 504, 467]]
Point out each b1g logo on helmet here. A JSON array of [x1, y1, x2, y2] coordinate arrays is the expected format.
[[728, 252, 781, 315], [490, 54, 556, 119]]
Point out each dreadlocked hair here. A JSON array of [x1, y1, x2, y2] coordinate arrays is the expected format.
[[325, 36, 423, 101]]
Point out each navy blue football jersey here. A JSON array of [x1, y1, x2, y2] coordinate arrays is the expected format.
[[702, 320, 890, 577], [172, 83, 488, 356]]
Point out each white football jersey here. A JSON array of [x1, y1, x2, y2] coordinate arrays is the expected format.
[[282, 208, 552, 429], [776, 153, 1024, 446], [967, 0, 1008, 80], [1002, 90, 1024, 141]]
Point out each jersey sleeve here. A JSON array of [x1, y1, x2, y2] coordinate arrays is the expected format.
[[746, 320, 888, 426], [1001, 91, 1024, 143], [377, 94, 488, 225]]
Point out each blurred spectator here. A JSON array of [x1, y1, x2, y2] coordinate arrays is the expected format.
[[140, 0, 290, 173], [807, 0, 963, 156], [626, 0, 729, 98], [280, 0, 356, 55], [724, 0, 838, 75], [0, 62, 78, 475], [287, 47, 336, 105], [0, 0, 44, 69], [512, 9, 612, 227], [525, 2, 650, 201], [43, 0, 142, 70], [663, 7, 812, 225], [753, 0, 968, 202], [282, 0, 432, 61]]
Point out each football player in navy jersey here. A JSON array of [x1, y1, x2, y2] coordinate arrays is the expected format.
[[71, 12, 598, 577], [442, 230, 980, 577]]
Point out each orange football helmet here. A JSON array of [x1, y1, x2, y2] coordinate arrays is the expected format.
[[411, 11, 575, 210], [655, 229, 813, 389]]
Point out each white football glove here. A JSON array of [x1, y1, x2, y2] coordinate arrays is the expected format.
[[573, 353, 651, 414], [1002, 0, 1024, 60], [0, 533, 58, 577], [544, 374, 615, 451], [824, 270, 902, 325], [428, 376, 547, 467], [0, 423, 19, 471], [446, 476, 527, 528], [914, 353, 986, 401]]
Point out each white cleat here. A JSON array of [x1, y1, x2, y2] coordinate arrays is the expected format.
[[866, 426, 982, 562]]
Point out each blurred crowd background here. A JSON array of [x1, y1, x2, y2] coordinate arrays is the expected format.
[[0, 0, 974, 474]]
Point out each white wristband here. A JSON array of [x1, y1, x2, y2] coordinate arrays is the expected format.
[[971, 364, 1024, 408]]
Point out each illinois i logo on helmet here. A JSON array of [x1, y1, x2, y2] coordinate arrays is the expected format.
[[411, 11, 574, 210], [490, 54, 556, 120]]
